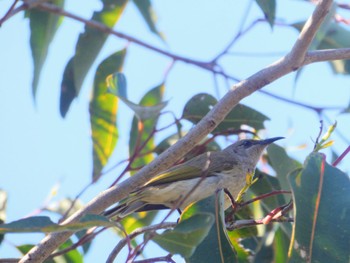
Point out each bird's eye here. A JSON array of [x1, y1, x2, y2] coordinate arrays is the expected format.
[[242, 141, 252, 147]]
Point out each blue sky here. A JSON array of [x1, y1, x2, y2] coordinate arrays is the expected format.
[[1, 0, 350, 261]]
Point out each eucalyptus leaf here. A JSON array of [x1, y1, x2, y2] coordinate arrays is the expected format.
[[292, 21, 350, 74], [90, 49, 126, 182], [182, 191, 238, 262], [0, 214, 113, 234], [255, 0, 276, 28], [288, 153, 350, 262], [73, 0, 128, 93], [149, 213, 214, 258], [133, 0, 164, 40], [183, 93, 268, 132], [27, 0, 64, 98]]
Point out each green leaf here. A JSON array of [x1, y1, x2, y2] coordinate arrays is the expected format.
[[288, 153, 350, 262], [120, 211, 158, 235], [129, 84, 166, 172], [273, 227, 290, 263], [255, 0, 276, 28], [292, 21, 350, 74], [45, 197, 92, 254], [60, 57, 76, 117], [133, 0, 164, 40], [17, 244, 35, 255], [89, 49, 126, 182], [27, 0, 64, 98], [56, 238, 84, 263], [149, 213, 214, 258], [73, 0, 128, 94], [0, 214, 113, 233], [106, 72, 127, 98], [267, 144, 301, 195], [107, 73, 168, 121], [183, 93, 268, 132], [183, 191, 238, 262]]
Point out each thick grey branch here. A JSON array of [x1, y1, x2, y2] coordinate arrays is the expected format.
[[20, 0, 334, 262], [305, 48, 350, 64]]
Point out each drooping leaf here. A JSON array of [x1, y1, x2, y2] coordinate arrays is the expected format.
[[183, 93, 268, 132], [60, 57, 76, 117], [27, 0, 65, 98], [106, 72, 127, 98], [107, 73, 168, 121], [90, 49, 126, 182], [0, 214, 113, 233], [60, 0, 127, 115], [288, 153, 350, 262], [73, 0, 128, 93], [255, 0, 276, 28], [148, 213, 214, 258], [182, 191, 238, 262], [292, 21, 350, 74], [133, 0, 164, 40]]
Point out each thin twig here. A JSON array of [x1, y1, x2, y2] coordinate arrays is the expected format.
[[239, 190, 291, 207], [332, 145, 350, 166], [314, 120, 324, 150], [106, 222, 176, 263], [226, 216, 294, 231], [0, 0, 19, 26]]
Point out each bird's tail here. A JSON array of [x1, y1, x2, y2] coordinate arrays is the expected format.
[[103, 201, 147, 219]]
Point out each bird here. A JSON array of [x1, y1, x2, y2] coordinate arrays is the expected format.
[[104, 137, 284, 219]]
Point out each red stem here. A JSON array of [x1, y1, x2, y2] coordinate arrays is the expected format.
[[332, 145, 350, 166]]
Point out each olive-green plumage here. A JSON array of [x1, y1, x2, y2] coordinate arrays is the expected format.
[[105, 137, 283, 218]]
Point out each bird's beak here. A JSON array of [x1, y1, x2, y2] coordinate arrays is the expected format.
[[259, 137, 285, 145]]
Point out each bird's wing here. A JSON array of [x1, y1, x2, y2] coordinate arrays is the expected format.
[[145, 164, 204, 186], [144, 151, 235, 187]]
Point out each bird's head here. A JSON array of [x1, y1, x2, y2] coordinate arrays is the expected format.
[[224, 137, 284, 167]]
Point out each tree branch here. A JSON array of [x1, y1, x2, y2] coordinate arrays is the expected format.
[[19, 1, 336, 262]]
